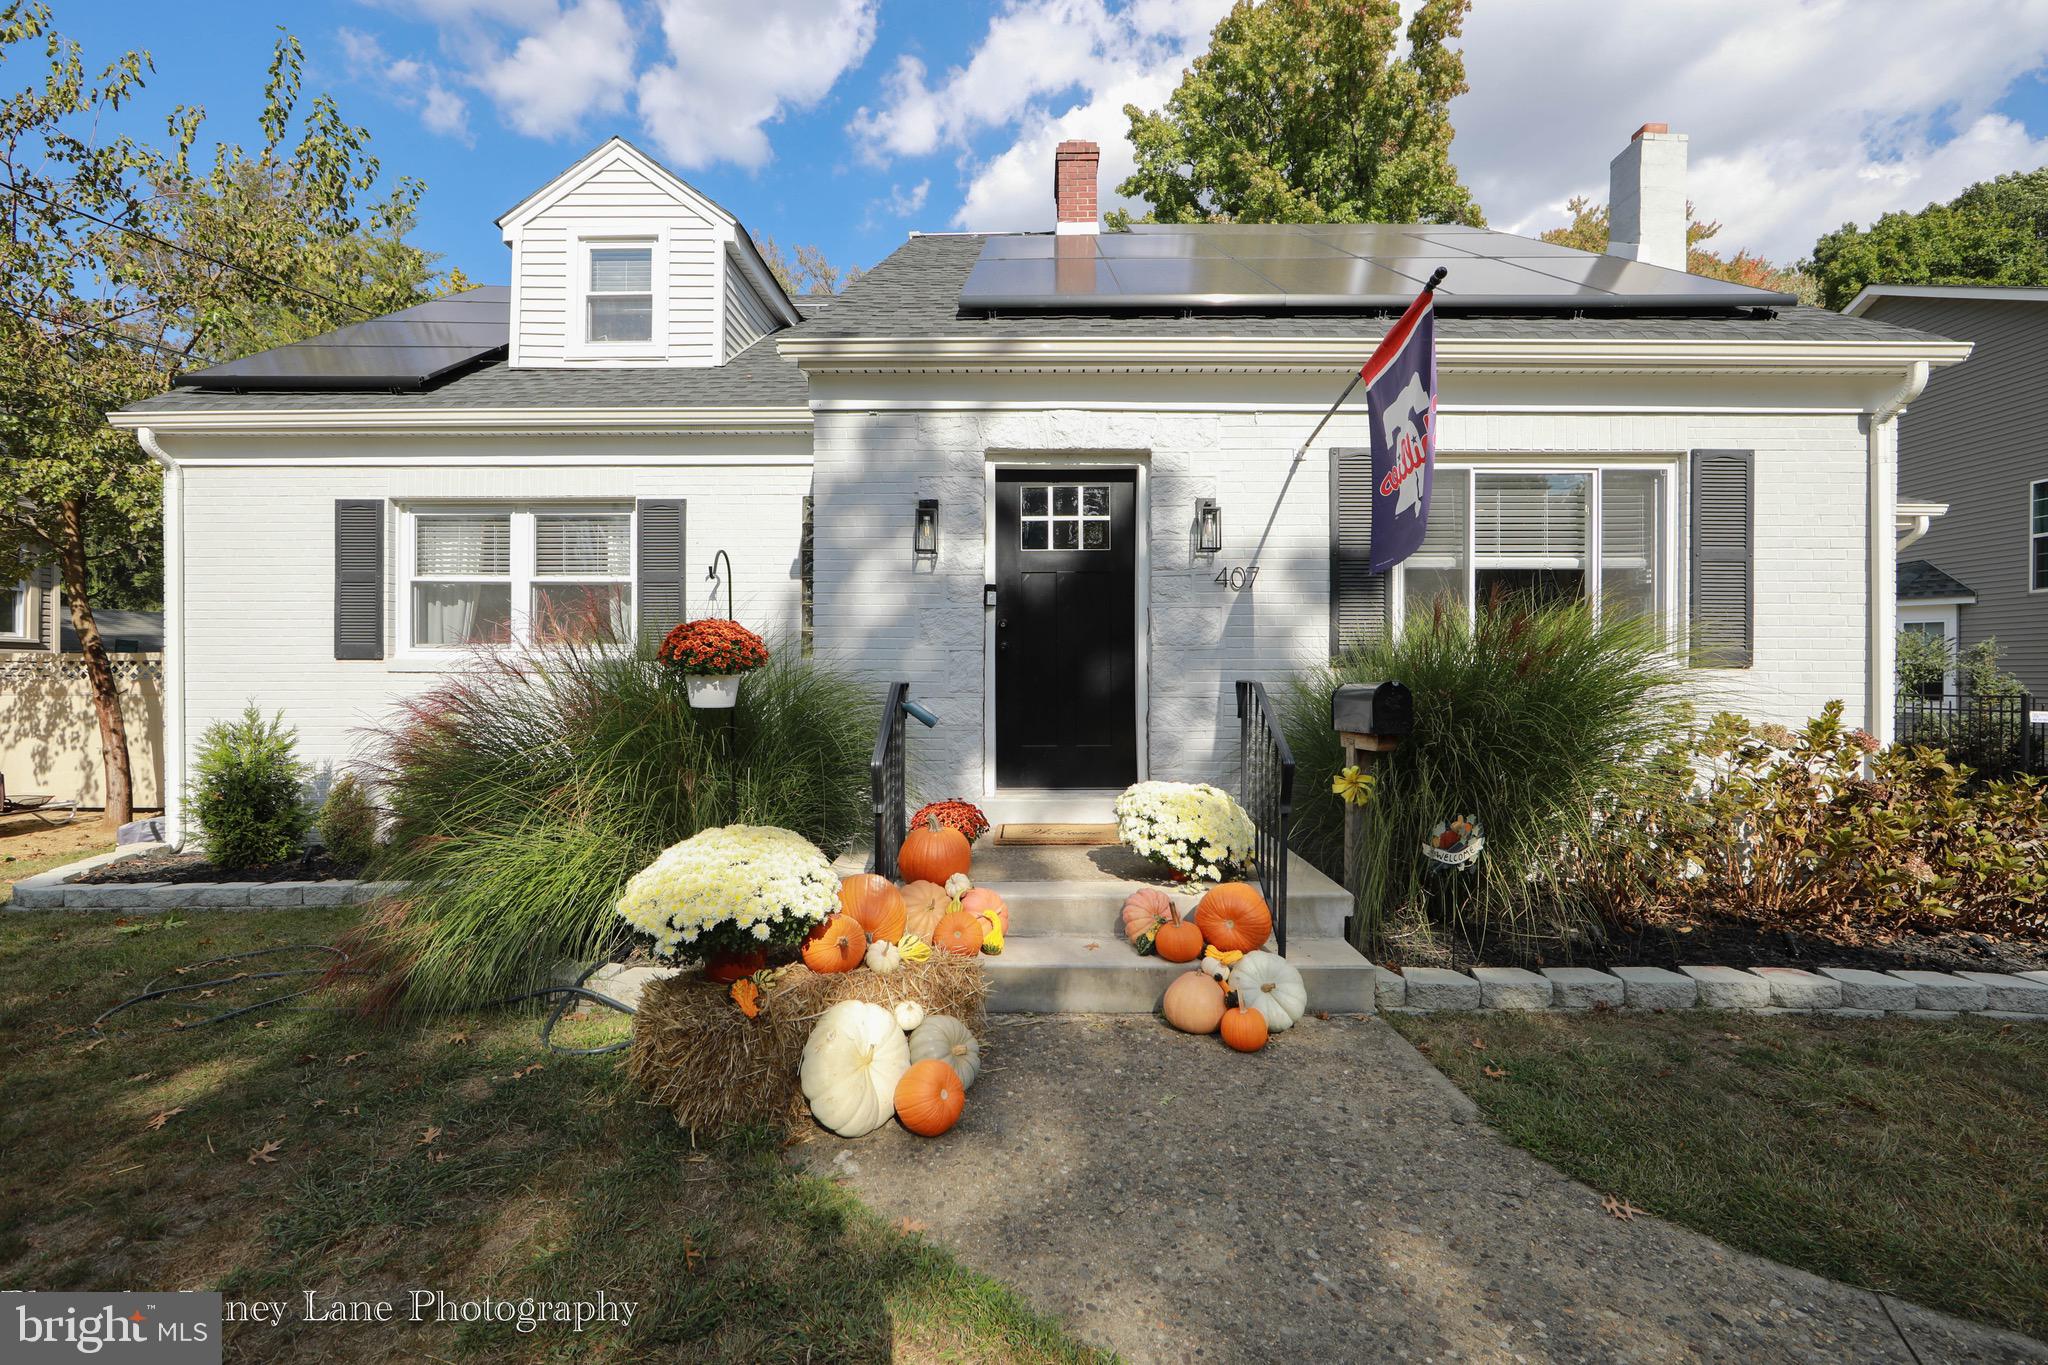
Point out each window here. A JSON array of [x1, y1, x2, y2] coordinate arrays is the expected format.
[[1020, 483, 1111, 550], [586, 244, 653, 344], [407, 507, 631, 650], [2033, 479, 2047, 592], [1901, 620, 1949, 701], [1394, 465, 1671, 629], [0, 580, 28, 642]]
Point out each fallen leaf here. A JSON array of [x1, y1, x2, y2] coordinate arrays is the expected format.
[[1601, 1194, 1645, 1221], [1653, 1067, 1675, 1080], [254, 1020, 270, 1029], [196, 989, 216, 1000], [144, 1107, 186, 1131], [127, 1071, 154, 1083], [1315, 1010, 1331, 1021], [427, 1151, 448, 1164], [339, 1052, 367, 1067], [511, 1063, 544, 1080], [296, 1054, 319, 1066], [1482, 1065, 1508, 1080], [682, 1242, 704, 1273], [247, 1139, 284, 1165], [893, 1217, 930, 1235], [1469, 1038, 1486, 1051], [417, 1126, 442, 1147], [447, 1031, 471, 1046]]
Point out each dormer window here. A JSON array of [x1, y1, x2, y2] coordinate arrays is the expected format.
[[587, 244, 653, 343]]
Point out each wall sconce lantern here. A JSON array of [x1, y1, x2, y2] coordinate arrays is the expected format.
[[913, 498, 940, 559], [1195, 497, 1223, 555]]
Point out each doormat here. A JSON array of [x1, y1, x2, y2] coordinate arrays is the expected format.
[[995, 823, 1119, 847]]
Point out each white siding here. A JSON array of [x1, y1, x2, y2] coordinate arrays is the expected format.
[[809, 370, 1876, 801], [172, 435, 812, 793], [723, 254, 779, 361]]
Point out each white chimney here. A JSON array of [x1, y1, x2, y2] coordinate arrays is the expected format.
[[1607, 123, 1687, 272]]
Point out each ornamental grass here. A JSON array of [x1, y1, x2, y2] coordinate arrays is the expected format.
[[350, 634, 874, 1014], [1283, 598, 1690, 956]]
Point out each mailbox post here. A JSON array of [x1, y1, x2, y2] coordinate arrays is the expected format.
[[1330, 682, 1414, 894]]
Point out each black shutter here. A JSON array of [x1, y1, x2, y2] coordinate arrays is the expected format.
[[333, 500, 385, 660], [1689, 450, 1754, 668], [1329, 446, 1387, 655], [636, 498, 688, 646]]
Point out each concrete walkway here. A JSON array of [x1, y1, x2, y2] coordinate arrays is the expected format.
[[797, 1015, 2048, 1364]]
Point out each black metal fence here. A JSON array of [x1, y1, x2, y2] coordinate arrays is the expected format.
[[1894, 692, 2043, 779], [870, 681, 910, 879], [1235, 679, 1294, 956]]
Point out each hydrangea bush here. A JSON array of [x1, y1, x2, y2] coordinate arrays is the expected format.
[[1114, 781, 1257, 882], [615, 824, 839, 960]]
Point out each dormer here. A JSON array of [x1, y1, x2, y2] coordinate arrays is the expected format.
[[496, 137, 799, 369]]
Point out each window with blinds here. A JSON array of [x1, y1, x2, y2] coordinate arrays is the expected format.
[[1402, 468, 1468, 620], [1600, 470, 1664, 626], [1473, 472, 1588, 608], [532, 513, 630, 642], [587, 244, 654, 343], [407, 508, 633, 650]]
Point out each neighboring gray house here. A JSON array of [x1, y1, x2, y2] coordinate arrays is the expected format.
[[1849, 285, 2048, 697]]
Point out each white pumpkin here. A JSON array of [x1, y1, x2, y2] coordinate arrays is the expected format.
[[944, 872, 973, 899], [800, 1000, 910, 1137], [893, 999, 926, 1032], [865, 939, 903, 975], [1229, 950, 1307, 1032], [908, 1014, 982, 1091]]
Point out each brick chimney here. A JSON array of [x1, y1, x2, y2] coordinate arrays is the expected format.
[[1054, 140, 1099, 236], [1607, 123, 1687, 271]]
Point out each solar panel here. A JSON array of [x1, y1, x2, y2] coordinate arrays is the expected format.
[[180, 286, 510, 391], [957, 226, 1792, 313]]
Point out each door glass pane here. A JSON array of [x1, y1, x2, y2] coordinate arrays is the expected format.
[[1600, 469, 1664, 626], [590, 247, 652, 293], [1052, 520, 1079, 549], [588, 296, 652, 343], [416, 515, 510, 576], [1403, 468, 1467, 621], [413, 583, 512, 646], [1052, 486, 1079, 516], [1020, 483, 1112, 552], [1082, 520, 1109, 549], [1021, 487, 1048, 516], [532, 583, 630, 642], [1082, 486, 1108, 516], [536, 514, 629, 576], [1020, 520, 1048, 550]]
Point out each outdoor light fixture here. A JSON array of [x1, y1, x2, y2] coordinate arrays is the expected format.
[[914, 498, 940, 558], [1196, 497, 1223, 555]]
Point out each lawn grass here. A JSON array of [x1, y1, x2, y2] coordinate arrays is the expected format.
[[0, 907, 1106, 1363], [1389, 1008, 2048, 1341]]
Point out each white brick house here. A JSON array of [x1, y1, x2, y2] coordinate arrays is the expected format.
[[112, 131, 1968, 844]]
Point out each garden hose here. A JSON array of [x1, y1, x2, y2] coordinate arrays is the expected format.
[[86, 944, 638, 1056]]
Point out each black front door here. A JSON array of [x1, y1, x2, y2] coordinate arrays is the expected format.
[[994, 468, 1138, 789]]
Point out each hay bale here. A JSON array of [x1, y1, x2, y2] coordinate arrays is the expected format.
[[627, 955, 989, 1136]]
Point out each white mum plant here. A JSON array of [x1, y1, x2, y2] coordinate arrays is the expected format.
[[614, 824, 838, 959], [1114, 781, 1257, 883]]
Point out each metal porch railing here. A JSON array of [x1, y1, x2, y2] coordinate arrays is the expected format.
[[1235, 679, 1295, 956], [869, 683, 936, 878]]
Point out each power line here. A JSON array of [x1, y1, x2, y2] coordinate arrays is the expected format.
[[0, 175, 379, 322], [1, 298, 191, 361]]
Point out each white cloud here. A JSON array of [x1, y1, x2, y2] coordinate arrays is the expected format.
[[847, 0, 1232, 229], [1449, 0, 2048, 262], [888, 178, 930, 217], [337, 26, 475, 145], [636, 0, 880, 168], [469, 0, 636, 139]]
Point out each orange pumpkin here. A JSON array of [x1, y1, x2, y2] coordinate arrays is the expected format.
[[959, 886, 1009, 933], [894, 1058, 965, 1137], [1121, 887, 1173, 944], [801, 913, 867, 974], [1219, 992, 1269, 1052], [1194, 882, 1272, 954], [900, 881, 948, 939], [839, 874, 907, 943], [899, 815, 972, 886], [1152, 905, 1205, 963], [1162, 970, 1226, 1034], [932, 908, 984, 957]]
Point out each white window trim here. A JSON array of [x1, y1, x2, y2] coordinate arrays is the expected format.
[[1897, 609, 1960, 701], [0, 579, 32, 644], [2030, 477, 2047, 594], [397, 503, 635, 664], [1388, 458, 1682, 637], [567, 225, 668, 362]]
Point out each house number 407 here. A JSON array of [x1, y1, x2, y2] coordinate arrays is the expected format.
[[1214, 565, 1260, 591]]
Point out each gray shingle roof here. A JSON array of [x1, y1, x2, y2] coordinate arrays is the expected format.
[[795, 232, 1953, 343], [122, 332, 809, 414], [1897, 559, 1977, 601]]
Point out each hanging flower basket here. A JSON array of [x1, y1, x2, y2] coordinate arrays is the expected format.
[[657, 618, 770, 708]]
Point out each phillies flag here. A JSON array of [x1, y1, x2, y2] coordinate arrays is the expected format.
[[1363, 279, 1441, 574]]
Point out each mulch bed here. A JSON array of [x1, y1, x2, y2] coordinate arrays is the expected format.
[[1380, 915, 2048, 977], [74, 850, 366, 885]]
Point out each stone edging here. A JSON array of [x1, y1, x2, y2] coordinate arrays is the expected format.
[[7, 845, 401, 912], [1372, 962, 2048, 1020]]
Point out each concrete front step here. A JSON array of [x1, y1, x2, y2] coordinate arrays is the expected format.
[[966, 844, 1352, 942], [984, 934, 1378, 1014]]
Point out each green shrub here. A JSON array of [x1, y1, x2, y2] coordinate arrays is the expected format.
[[189, 706, 312, 870], [1282, 600, 1689, 953], [358, 634, 875, 1013], [316, 773, 380, 869]]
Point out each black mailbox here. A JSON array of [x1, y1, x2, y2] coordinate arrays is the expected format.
[[1331, 681, 1413, 738]]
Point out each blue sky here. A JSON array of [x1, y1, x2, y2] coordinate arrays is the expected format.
[[52, 1, 2048, 291]]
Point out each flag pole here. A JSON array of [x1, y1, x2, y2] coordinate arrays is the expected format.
[[1291, 266, 1447, 463]]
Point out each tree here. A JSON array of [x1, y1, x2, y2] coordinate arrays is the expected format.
[[753, 234, 863, 296], [1111, 0, 1482, 227], [1806, 167, 2048, 310], [0, 8, 459, 827], [1540, 196, 1818, 303]]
